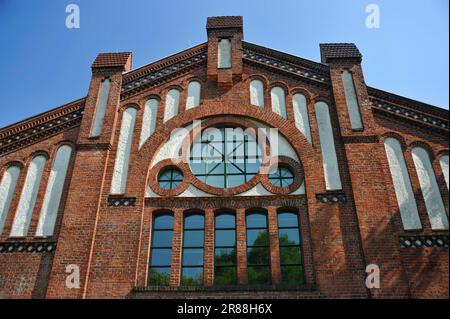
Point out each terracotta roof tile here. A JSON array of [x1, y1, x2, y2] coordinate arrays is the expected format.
[[91, 52, 132, 69], [319, 43, 362, 63], [206, 16, 243, 29]]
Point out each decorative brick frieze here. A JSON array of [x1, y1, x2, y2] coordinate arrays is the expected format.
[[316, 192, 347, 204], [342, 135, 379, 144], [399, 235, 449, 249], [0, 241, 57, 253], [107, 196, 137, 207]]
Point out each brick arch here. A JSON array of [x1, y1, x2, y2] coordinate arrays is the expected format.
[[128, 100, 322, 202]]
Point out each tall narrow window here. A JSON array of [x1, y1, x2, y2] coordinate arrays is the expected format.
[[214, 212, 237, 285], [341, 70, 363, 130], [0, 165, 21, 234], [292, 93, 312, 144], [384, 138, 421, 230], [440, 154, 449, 190], [91, 78, 111, 137], [11, 155, 47, 237], [36, 145, 72, 236], [315, 101, 342, 190], [218, 39, 232, 68], [271, 87, 287, 119], [412, 147, 449, 230], [111, 107, 137, 194], [139, 98, 158, 149], [181, 213, 205, 285], [250, 80, 264, 107], [186, 81, 201, 110], [246, 211, 271, 285], [163, 89, 180, 122], [148, 213, 174, 286], [278, 211, 304, 285]]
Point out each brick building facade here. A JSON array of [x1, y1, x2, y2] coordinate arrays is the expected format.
[[0, 16, 448, 299]]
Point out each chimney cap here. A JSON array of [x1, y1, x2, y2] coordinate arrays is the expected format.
[[319, 43, 362, 63], [206, 16, 243, 29], [91, 52, 133, 71]]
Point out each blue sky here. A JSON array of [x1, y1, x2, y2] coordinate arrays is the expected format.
[[0, 0, 448, 128]]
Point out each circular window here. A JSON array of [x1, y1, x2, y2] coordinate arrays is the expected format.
[[268, 166, 294, 187], [158, 168, 184, 190], [189, 127, 263, 188]]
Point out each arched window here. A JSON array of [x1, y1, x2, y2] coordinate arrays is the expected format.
[[383, 138, 421, 230], [278, 211, 304, 285], [250, 79, 264, 107], [246, 211, 271, 285], [218, 39, 232, 69], [270, 87, 287, 118], [181, 213, 205, 285], [214, 212, 237, 285], [11, 155, 47, 237], [439, 154, 449, 190], [292, 93, 312, 144], [412, 147, 448, 230], [148, 213, 174, 286], [315, 101, 342, 190], [139, 98, 158, 149], [163, 89, 180, 122], [186, 81, 201, 110], [36, 145, 73, 236], [341, 70, 363, 130], [90, 78, 111, 137], [0, 165, 21, 234], [111, 107, 137, 194]]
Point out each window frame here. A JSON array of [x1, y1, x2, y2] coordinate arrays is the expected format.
[[181, 213, 205, 286], [214, 212, 237, 286]]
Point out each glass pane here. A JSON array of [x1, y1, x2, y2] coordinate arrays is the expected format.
[[154, 215, 174, 229], [159, 181, 171, 189], [189, 162, 205, 175], [246, 162, 261, 174], [247, 266, 271, 285], [214, 267, 237, 285], [182, 248, 204, 266], [214, 248, 236, 266], [226, 162, 245, 174], [246, 229, 268, 246], [150, 248, 172, 266], [278, 229, 300, 245], [205, 175, 225, 188], [281, 265, 304, 285], [215, 214, 235, 229], [215, 230, 236, 247], [226, 174, 246, 188], [247, 247, 270, 265], [278, 213, 298, 228], [280, 247, 302, 265], [183, 230, 204, 247], [158, 171, 172, 180], [184, 215, 204, 229], [246, 213, 267, 228], [207, 163, 225, 175], [280, 178, 294, 187], [148, 267, 171, 286], [280, 167, 293, 178], [181, 267, 203, 286], [152, 230, 173, 248], [270, 179, 281, 187], [172, 170, 183, 180]]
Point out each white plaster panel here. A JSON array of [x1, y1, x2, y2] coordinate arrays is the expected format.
[[292, 93, 312, 144], [384, 138, 421, 230], [270, 87, 287, 118], [91, 78, 111, 137], [412, 147, 448, 230], [111, 108, 137, 194], [341, 70, 363, 130], [11, 155, 47, 237], [250, 80, 264, 107], [186, 81, 201, 110], [163, 89, 180, 122], [0, 166, 21, 234], [139, 98, 158, 149], [440, 155, 449, 190], [218, 39, 232, 68], [315, 101, 342, 190], [36, 145, 72, 236]]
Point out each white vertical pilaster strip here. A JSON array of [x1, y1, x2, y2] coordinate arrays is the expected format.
[[139, 98, 158, 149], [111, 108, 137, 194], [10, 155, 47, 237], [412, 147, 449, 230], [250, 80, 264, 107], [271, 87, 287, 119], [315, 101, 342, 190], [292, 93, 312, 144], [90, 78, 111, 137], [341, 70, 363, 130], [384, 138, 421, 230], [0, 166, 21, 234], [218, 39, 232, 68], [36, 145, 72, 236], [163, 89, 180, 123], [186, 81, 201, 110], [439, 155, 449, 190]]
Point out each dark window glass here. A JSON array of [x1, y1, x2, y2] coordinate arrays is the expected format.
[[181, 213, 205, 286], [268, 166, 294, 187], [214, 212, 237, 285], [246, 211, 271, 285], [277, 211, 304, 285], [158, 168, 184, 190], [148, 213, 174, 286]]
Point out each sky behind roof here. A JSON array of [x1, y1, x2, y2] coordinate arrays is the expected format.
[[0, 0, 448, 128]]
